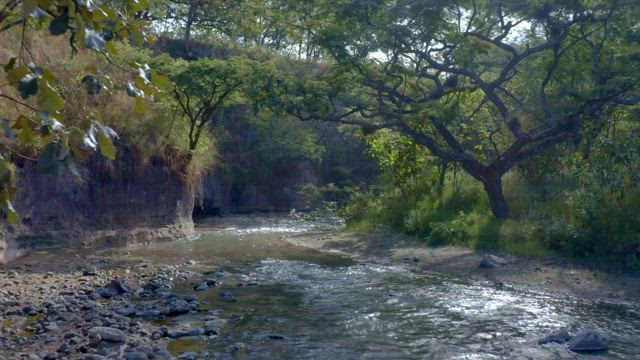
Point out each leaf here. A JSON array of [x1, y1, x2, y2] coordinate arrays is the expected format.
[[30, 7, 49, 19], [49, 11, 69, 35], [4, 58, 16, 73], [134, 97, 147, 115], [98, 127, 117, 160], [82, 75, 101, 95], [150, 70, 172, 90], [22, 0, 37, 15], [84, 65, 98, 75], [7, 66, 30, 85], [134, 76, 153, 95], [37, 82, 65, 112], [16, 115, 37, 145], [84, 30, 106, 52], [6, 201, 20, 225], [126, 82, 143, 97], [19, 75, 39, 99]]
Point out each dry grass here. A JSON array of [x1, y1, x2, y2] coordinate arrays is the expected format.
[[0, 28, 216, 181]]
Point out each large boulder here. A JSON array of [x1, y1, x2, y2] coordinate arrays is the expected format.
[[568, 329, 609, 352]]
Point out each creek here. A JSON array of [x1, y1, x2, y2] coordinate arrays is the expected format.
[[112, 215, 640, 359]]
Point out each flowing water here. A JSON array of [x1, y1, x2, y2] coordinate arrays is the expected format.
[[119, 216, 639, 359]]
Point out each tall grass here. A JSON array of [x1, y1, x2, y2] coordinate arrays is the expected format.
[[343, 158, 640, 271]]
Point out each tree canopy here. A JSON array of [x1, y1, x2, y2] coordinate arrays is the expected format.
[[286, 0, 640, 218]]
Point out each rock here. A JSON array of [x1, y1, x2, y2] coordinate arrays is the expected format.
[[479, 254, 509, 269], [220, 290, 238, 303], [82, 267, 99, 276], [203, 325, 219, 336], [141, 310, 163, 320], [108, 279, 134, 294], [167, 328, 204, 339], [114, 305, 137, 317], [23, 306, 37, 315], [57, 342, 74, 354], [568, 329, 609, 352], [178, 352, 198, 360], [81, 356, 108, 360], [124, 352, 149, 360], [168, 299, 190, 315], [538, 329, 571, 345], [184, 295, 199, 302], [205, 279, 217, 286], [204, 319, 227, 327], [88, 326, 127, 343], [226, 342, 246, 352], [98, 287, 119, 299], [193, 283, 208, 291]]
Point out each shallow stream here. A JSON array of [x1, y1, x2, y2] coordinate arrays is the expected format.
[[118, 216, 640, 359]]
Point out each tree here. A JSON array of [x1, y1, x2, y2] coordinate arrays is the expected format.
[[151, 0, 331, 59], [288, 0, 640, 218], [0, 0, 170, 223], [153, 55, 269, 151]]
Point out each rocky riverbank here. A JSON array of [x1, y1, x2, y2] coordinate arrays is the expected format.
[[0, 254, 245, 360]]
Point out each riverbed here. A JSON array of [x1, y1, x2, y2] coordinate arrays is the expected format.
[[1, 215, 639, 359]]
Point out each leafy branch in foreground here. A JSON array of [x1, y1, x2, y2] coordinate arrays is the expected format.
[[0, 0, 172, 224]]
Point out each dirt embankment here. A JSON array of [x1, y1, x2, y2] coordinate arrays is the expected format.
[[284, 226, 640, 304]]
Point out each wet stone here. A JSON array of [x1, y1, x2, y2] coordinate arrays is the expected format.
[[220, 290, 238, 303], [124, 352, 149, 360], [167, 328, 204, 339], [108, 279, 134, 294], [178, 352, 199, 360], [568, 329, 609, 352], [82, 267, 99, 276], [88, 326, 127, 343], [193, 283, 208, 292], [538, 329, 571, 345], [98, 287, 119, 299], [168, 299, 190, 315]]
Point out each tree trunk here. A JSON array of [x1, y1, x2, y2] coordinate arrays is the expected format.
[[481, 175, 509, 219]]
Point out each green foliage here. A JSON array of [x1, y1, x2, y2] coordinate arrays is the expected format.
[[0, 0, 171, 223], [150, 54, 273, 151], [349, 114, 640, 270], [252, 111, 324, 167]]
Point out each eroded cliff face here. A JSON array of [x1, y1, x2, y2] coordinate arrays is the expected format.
[[0, 149, 195, 263]]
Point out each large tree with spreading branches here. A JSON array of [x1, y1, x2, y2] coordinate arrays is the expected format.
[[287, 0, 640, 218]]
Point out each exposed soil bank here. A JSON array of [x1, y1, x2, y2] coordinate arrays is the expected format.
[[283, 225, 640, 304], [0, 149, 195, 263]]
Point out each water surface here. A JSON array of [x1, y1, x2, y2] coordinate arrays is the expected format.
[[124, 216, 640, 359]]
